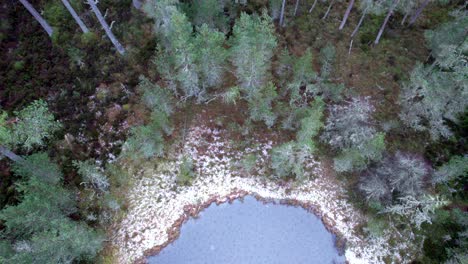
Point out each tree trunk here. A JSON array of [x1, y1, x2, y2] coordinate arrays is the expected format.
[[309, 0, 318, 13], [279, 0, 287, 27], [401, 12, 409, 25], [61, 0, 89, 33], [351, 6, 368, 38], [322, 0, 335, 20], [87, 0, 126, 55], [339, 0, 355, 30], [294, 0, 300, 16], [132, 0, 142, 9], [374, 0, 400, 45], [18, 0, 54, 37], [0, 146, 24, 163], [408, 0, 430, 26]]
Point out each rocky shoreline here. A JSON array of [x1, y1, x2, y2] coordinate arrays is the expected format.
[[112, 122, 415, 263]]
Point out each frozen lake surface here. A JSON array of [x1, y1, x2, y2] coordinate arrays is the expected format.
[[148, 196, 345, 264]]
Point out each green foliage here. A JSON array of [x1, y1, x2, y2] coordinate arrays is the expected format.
[[424, 11, 468, 64], [399, 13, 468, 140], [138, 76, 174, 115], [319, 43, 336, 79], [194, 24, 229, 90], [189, 0, 228, 32], [176, 156, 195, 186], [383, 195, 449, 229], [147, 0, 228, 101], [0, 153, 103, 262], [158, 10, 200, 99], [296, 98, 325, 151], [12, 152, 62, 185], [270, 142, 310, 181], [44, 0, 69, 26], [123, 123, 165, 160], [247, 82, 278, 128], [333, 133, 386, 173], [7, 100, 61, 151], [80, 32, 98, 46], [0, 111, 10, 146], [360, 152, 429, 203], [7, 218, 102, 264], [13, 61, 25, 71], [222, 86, 241, 105], [364, 217, 387, 238], [286, 48, 317, 105], [322, 97, 377, 150], [231, 12, 277, 95], [73, 160, 110, 192], [239, 153, 258, 173], [433, 155, 468, 186]]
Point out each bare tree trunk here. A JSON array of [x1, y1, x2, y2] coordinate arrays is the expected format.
[[309, 0, 318, 13], [374, 0, 400, 45], [294, 0, 300, 16], [87, 0, 126, 55], [132, 0, 142, 9], [408, 0, 430, 26], [0, 146, 24, 163], [401, 11, 409, 25], [61, 0, 89, 33], [279, 0, 287, 27], [351, 6, 368, 38], [339, 0, 355, 30], [18, 0, 53, 37], [322, 0, 336, 20]]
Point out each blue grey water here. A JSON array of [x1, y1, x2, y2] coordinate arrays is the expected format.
[[148, 196, 346, 264]]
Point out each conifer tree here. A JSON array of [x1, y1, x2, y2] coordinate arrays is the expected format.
[[0, 153, 103, 262], [231, 12, 277, 97], [194, 24, 229, 91]]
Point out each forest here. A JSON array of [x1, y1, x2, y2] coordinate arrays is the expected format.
[[0, 0, 467, 263]]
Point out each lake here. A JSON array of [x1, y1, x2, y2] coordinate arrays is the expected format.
[[148, 195, 346, 264]]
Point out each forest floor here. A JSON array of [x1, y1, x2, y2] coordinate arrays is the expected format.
[[109, 111, 419, 264]]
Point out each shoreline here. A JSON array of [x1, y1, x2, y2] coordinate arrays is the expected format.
[[112, 122, 415, 263], [135, 190, 347, 264]]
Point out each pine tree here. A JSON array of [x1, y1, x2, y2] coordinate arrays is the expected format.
[[321, 97, 377, 150], [359, 152, 429, 203], [270, 142, 310, 181], [296, 97, 325, 151], [0, 153, 103, 262], [286, 48, 317, 105], [3, 100, 61, 151], [247, 82, 278, 128], [230, 12, 277, 97], [73, 159, 110, 192], [137, 76, 174, 115], [190, 0, 228, 32], [194, 24, 229, 91], [432, 155, 468, 185]]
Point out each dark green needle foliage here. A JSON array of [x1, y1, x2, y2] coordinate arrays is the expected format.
[[0, 153, 102, 263]]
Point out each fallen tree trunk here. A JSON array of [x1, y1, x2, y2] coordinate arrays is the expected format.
[[339, 0, 355, 30], [0, 145, 24, 163], [309, 0, 318, 13], [61, 0, 89, 33], [322, 0, 336, 20], [408, 0, 430, 26], [374, 0, 400, 45], [18, 0, 54, 37], [280, 0, 287, 27], [87, 0, 126, 55]]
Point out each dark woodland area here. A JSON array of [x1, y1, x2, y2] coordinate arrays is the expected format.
[[0, 0, 466, 263]]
